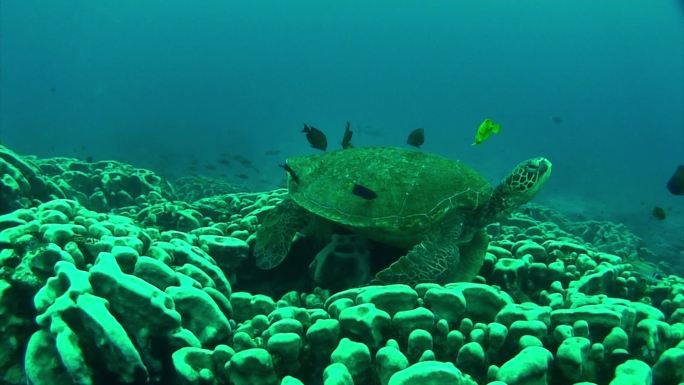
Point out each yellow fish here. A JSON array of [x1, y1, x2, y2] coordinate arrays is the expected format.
[[472, 118, 501, 145]]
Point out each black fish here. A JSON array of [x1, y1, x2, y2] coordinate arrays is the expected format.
[[265, 149, 281, 156], [302, 124, 327, 151], [666, 165, 684, 195], [235, 173, 249, 180], [652, 206, 666, 220], [279, 163, 300, 184], [341, 121, 353, 149], [352, 183, 377, 200], [217, 158, 231, 167], [551, 116, 563, 124], [407, 128, 424, 148]]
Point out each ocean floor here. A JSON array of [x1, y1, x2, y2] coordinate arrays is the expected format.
[[0, 144, 683, 385]]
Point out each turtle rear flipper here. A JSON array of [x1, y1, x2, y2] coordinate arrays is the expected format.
[[373, 220, 487, 286], [254, 198, 311, 270]]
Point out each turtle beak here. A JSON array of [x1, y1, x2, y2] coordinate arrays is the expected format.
[[532, 158, 552, 186], [529, 157, 551, 176], [538, 158, 552, 175], [536, 158, 549, 174]]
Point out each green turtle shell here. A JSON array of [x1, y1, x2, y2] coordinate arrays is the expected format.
[[287, 147, 493, 247]]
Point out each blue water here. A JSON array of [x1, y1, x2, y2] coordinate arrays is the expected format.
[[1, 1, 682, 256]]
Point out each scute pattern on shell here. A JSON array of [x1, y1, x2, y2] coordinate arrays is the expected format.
[[286, 147, 492, 246]]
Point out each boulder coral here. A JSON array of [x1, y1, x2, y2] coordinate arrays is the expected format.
[[0, 146, 680, 385]]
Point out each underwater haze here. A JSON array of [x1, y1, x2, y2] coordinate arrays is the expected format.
[[0, 0, 684, 236], [1, 1, 683, 256]]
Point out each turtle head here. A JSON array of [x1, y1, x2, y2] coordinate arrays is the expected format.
[[486, 157, 552, 220]]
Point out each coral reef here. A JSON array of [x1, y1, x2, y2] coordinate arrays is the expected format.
[[516, 203, 656, 260], [0, 146, 681, 385], [0, 145, 175, 215], [33, 155, 176, 212], [172, 176, 245, 203]]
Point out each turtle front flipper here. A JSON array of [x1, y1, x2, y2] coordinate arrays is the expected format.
[[254, 198, 311, 269], [373, 237, 460, 286], [373, 220, 488, 286]]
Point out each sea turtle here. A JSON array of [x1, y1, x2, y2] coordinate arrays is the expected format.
[[255, 147, 552, 286]]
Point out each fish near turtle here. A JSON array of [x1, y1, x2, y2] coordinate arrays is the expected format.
[[473, 119, 501, 145], [341, 121, 354, 149], [254, 147, 552, 286], [667, 165, 684, 195], [406, 128, 425, 147], [302, 124, 328, 151]]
